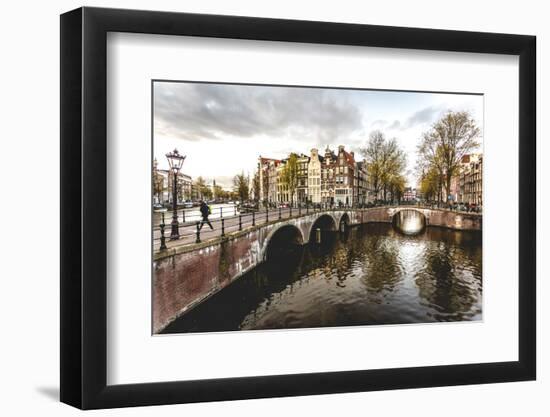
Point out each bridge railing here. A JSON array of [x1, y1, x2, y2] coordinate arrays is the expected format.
[[153, 203, 345, 252], [153, 204, 239, 225], [153, 203, 483, 252]]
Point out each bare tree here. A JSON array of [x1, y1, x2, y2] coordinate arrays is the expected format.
[[360, 131, 385, 198], [380, 138, 407, 201], [418, 111, 480, 200], [361, 131, 407, 202]]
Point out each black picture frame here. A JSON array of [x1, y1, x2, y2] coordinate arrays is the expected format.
[[60, 6, 536, 410]]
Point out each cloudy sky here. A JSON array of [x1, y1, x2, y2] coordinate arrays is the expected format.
[[154, 81, 483, 188]]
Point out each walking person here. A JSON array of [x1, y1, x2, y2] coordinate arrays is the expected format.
[[198, 200, 214, 231]]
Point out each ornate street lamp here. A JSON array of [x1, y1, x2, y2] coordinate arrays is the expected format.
[[166, 148, 186, 240]]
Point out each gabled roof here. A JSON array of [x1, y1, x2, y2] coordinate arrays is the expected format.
[[345, 151, 355, 165], [338, 149, 355, 165]]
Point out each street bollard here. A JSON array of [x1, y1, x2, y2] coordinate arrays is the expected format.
[[239, 215, 242, 231], [221, 218, 225, 237], [279, 207, 282, 220], [159, 213, 167, 250], [266, 207, 269, 223], [234, 205, 236, 216], [299, 205, 301, 216], [252, 211, 255, 226], [182, 210, 185, 223], [195, 222, 201, 243]]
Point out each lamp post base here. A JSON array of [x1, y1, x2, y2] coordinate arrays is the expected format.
[[170, 220, 179, 240]]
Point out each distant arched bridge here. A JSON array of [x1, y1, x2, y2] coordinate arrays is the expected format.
[[153, 206, 481, 333]]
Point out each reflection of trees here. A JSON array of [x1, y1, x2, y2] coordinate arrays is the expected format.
[[162, 222, 484, 334], [414, 229, 482, 321], [359, 224, 403, 294]]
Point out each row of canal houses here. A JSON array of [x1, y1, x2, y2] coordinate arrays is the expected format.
[[257, 145, 373, 207]]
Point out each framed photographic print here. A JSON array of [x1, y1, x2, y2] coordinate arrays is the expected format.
[[60, 6, 536, 409]]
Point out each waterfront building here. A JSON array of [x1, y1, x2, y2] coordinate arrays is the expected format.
[[153, 158, 192, 204], [296, 154, 310, 205], [257, 146, 373, 208], [355, 160, 370, 206], [258, 156, 282, 206], [276, 160, 290, 204], [334, 145, 356, 206], [321, 146, 337, 205], [402, 187, 417, 202], [457, 153, 483, 206], [307, 148, 323, 204]]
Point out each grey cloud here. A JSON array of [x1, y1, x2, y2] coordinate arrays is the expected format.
[[370, 119, 387, 128], [154, 82, 364, 143], [401, 105, 445, 129], [388, 120, 401, 130]]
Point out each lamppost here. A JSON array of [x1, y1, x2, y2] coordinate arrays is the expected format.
[[166, 149, 186, 240]]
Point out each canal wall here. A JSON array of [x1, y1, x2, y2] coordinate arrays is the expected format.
[[153, 207, 481, 333]]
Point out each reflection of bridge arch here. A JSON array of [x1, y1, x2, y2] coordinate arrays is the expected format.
[[307, 214, 337, 241], [262, 224, 304, 261]]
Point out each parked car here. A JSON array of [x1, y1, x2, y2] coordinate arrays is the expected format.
[[183, 201, 193, 209], [239, 202, 259, 213]]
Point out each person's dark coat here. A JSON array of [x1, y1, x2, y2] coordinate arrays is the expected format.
[[200, 202, 210, 218]]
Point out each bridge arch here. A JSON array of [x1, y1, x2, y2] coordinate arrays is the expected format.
[[307, 214, 337, 241], [391, 208, 426, 235], [390, 206, 427, 217], [338, 212, 350, 232], [262, 224, 304, 261]]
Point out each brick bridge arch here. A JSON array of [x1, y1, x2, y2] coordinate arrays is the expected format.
[[259, 211, 351, 261], [389, 207, 428, 223]]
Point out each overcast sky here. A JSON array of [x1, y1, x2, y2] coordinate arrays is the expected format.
[[154, 81, 483, 189]]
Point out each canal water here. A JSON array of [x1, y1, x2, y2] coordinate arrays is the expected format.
[[161, 223, 482, 334]]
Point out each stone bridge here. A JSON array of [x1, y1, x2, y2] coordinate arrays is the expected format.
[[153, 206, 481, 333]]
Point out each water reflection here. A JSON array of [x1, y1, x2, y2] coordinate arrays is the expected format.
[[161, 223, 482, 334], [393, 209, 426, 235]]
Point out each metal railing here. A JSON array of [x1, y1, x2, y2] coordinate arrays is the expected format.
[[153, 203, 345, 251], [154, 204, 239, 225], [153, 202, 482, 252]]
